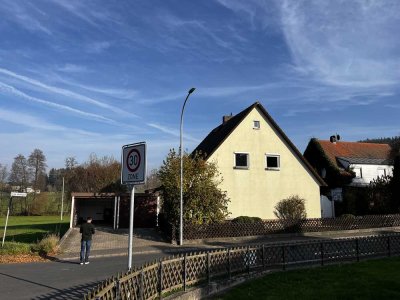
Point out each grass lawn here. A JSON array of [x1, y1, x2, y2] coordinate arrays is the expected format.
[[214, 257, 400, 300], [0, 215, 70, 244]]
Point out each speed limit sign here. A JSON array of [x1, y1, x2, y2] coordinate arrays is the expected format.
[[121, 142, 146, 185]]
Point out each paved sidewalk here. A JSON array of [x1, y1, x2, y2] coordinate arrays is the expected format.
[[58, 225, 400, 260], [58, 227, 177, 259]]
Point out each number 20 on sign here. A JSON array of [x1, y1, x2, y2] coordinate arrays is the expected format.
[[121, 142, 146, 185]]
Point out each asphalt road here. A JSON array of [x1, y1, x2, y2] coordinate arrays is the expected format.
[[0, 253, 167, 300]]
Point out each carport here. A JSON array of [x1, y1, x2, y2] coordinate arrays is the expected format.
[[70, 193, 120, 229], [70, 192, 159, 229]]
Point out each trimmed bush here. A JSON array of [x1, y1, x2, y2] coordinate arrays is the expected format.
[[274, 195, 307, 223]]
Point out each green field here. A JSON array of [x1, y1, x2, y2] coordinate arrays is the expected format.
[[214, 257, 400, 300], [0, 215, 70, 244]]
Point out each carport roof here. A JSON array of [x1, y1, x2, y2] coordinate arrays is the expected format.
[[71, 192, 117, 198]]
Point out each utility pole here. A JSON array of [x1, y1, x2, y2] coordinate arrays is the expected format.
[[61, 177, 64, 221]]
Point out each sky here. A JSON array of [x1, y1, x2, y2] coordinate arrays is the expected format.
[[0, 0, 399, 172]]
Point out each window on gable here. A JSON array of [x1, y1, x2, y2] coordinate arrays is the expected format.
[[234, 153, 249, 169], [253, 120, 260, 129], [266, 154, 280, 170]]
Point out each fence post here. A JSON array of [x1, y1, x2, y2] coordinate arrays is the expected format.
[[356, 239, 360, 262], [183, 255, 187, 292], [140, 269, 144, 300], [282, 245, 286, 271], [207, 252, 211, 284], [320, 242, 324, 266], [387, 236, 391, 257], [158, 260, 163, 299], [262, 244, 265, 269], [227, 248, 231, 280], [247, 246, 250, 274], [115, 277, 121, 300]]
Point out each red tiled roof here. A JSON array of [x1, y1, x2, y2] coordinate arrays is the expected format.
[[318, 140, 391, 168]]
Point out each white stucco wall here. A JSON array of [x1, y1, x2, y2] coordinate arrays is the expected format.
[[349, 164, 393, 186]]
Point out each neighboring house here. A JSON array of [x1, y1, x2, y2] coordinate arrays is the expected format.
[[304, 137, 393, 216], [192, 102, 325, 219]]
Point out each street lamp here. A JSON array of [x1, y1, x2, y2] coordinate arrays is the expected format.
[[180, 87, 196, 246]]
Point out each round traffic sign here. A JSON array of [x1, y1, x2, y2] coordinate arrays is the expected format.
[[126, 149, 141, 172]]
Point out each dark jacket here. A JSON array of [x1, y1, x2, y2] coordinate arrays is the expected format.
[[80, 222, 95, 241]]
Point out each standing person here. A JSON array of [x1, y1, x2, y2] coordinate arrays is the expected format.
[[80, 216, 95, 265]]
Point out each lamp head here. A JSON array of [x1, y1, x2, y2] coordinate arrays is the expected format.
[[188, 87, 196, 94]]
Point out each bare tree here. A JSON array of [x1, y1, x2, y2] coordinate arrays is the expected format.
[[65, 157, 78, 170], [0, 163, 8, 188], [9, 154, 30, 214], [9, 154, 30, 191], [28, 149, 47, 191]]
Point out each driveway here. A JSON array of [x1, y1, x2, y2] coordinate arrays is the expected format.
[[58, 226, 173, 259]]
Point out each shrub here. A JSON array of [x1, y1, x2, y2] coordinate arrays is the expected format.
[[32, 234, 59, 256], [231, 216, 262, 223], [0, 242, 32, 255], [274, 195, 307, 223]]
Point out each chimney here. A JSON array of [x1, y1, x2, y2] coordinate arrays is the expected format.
[[330, 134, 341, 144], [222, 113, 233, 124]]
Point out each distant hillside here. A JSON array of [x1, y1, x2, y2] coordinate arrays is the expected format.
[[358, 136, 400, 145]]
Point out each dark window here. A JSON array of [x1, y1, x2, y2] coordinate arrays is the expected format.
[[253, 120, 260, 129], [266, 155, 280, 169], [235, 153, 249, 168]]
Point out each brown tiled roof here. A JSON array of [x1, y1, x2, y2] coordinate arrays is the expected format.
[[193, 102, 326, 186], [318, 140, 391, 168]]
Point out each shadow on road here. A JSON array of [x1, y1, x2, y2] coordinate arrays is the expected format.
[[32, 281, 98, 300]]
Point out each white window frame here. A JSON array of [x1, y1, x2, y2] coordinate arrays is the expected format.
[[253, 120, 260, 130], [234, 152, 249, 169], [265, 153, 280, 170]]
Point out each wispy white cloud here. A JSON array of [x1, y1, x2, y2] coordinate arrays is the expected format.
[[52, 0, 119, 28], [0, 81, 117, 124], [279, 0, 400, 88], [0, 1, 52, 35], [0, 107, 64, 131], [217, 0, 280, 30], [0, 107, 99, 136], [0, 68, 137, 118], [56, 64, 88, 73], [85, 41, 112, 54], [147, 123, 200, 143], [57, 78, 138, 100]]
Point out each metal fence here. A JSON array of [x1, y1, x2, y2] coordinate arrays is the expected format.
[[177, 214, 400, 241], [84, 233, 400, 300]]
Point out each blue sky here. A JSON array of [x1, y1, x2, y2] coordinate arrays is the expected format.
[[0, 0, 399, 171]]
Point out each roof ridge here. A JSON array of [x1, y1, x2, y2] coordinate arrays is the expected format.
[[319, 139, 390, 146]]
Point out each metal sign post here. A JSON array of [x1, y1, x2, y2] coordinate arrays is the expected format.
[[121, 142, 146, 270], [61, 177, 64, 221], [2, 196, 12, 247], [2, 192, 27, 247]]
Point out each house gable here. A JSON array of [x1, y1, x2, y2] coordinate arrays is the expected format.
[[194, 102, 324, 219], [194, 102, 325, 187]]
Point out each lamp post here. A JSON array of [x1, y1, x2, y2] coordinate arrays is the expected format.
[[180, 87, 196, 246]]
